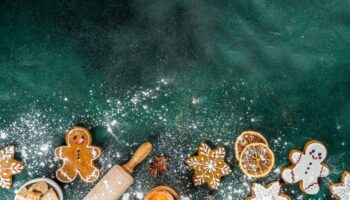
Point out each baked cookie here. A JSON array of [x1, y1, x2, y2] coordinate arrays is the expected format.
[[0, 146, 24, 189], [246, 181, 291, 200], [186, 143, 231, 190], [330, 171, 350, 200], [281, 140, 329, 195], [55, 127, 102, 183]]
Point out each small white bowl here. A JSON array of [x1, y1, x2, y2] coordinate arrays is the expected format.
[[15, 178, 63, 200]]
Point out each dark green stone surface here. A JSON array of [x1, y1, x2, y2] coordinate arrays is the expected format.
[[0, 0, 349, 199]]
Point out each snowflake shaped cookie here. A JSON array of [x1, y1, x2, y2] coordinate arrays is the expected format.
[[246, 182, 291, 200], [0, 146, 24, 189], [330, 171, 350, 200], [186, 143, 232, 189]]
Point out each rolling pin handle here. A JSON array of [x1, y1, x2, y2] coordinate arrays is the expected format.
[[122, 142, 152, 174]]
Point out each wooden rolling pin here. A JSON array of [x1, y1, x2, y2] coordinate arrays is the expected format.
[[83, 142, 152, 200]]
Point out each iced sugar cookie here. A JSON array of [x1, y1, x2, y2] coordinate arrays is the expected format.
[[330, 171, 350, 200], [186, 143, 232, 189], [246, 181, 291, 200], [55, 126, 102, 183], [0, 146, 24, 189], [281, 140, 329, 195]]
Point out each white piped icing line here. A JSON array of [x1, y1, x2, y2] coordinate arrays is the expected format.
[[92, 148, 97, 158], [57, 147, 63, 158], [0, 146, 24, 189], [57, 168, 73, 182], [85, 168, 100, 182]]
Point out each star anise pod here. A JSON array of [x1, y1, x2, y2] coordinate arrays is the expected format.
[[149, 156, 168, 177]]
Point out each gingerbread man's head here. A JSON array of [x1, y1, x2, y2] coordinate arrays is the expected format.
[[305, 142, 327, 162], [66, 127, 92, 146]]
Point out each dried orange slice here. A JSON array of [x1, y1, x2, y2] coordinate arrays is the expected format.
[[234, 131, 268, 161], [239, 143, 274, 178]]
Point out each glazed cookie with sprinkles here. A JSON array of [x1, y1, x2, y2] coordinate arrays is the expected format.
[[281, 140, 329, 195], [246, 181, 291, 200], [55, 126, 102, 183]]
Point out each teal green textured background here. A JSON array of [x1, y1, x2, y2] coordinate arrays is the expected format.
[[0, 0, 350, 199]]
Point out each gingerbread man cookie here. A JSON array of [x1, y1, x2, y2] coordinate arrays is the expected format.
[[55, 127, 102, 183], [281, 140, 329, 195], [0, 146, 24, 189]]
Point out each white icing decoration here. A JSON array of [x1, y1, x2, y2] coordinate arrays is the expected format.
[[250, 182, 289, 200], [92, 148, 97, 158], [187, 143, 231, 189], [331, 172, 350, 200], [0, 177, 11, 189], [55, 127, 101, 183], [281, 142, 329, 195], [85, 168, 99, 182], [0, 146, 14, 160], [57, 169, 73, 181], [9, 162, 23, 174], [58, 148, 63, 158], [0, 146, 24, 189]]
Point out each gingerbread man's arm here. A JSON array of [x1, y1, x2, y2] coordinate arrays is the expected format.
[[320, 164, 330, 177], [90, 147, 101, 160], [290, 150, 303, 164], [55, 146, 69, 159]]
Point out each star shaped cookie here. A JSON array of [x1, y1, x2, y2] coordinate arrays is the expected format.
[[186, 143, 231, 189], [246, 181, 291, 200], [0, 146, 24, 189], [330, 171, 350, 200]]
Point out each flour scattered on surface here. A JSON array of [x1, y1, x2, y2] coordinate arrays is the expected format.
[[135, 192, 143, 199], [122, 193, 130, 200], [0, 79, 302, 199], [0, 131, 7, 139]]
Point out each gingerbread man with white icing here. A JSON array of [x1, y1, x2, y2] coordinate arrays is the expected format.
[[55, 126, 102, 183], [281, 140, 329, 195]]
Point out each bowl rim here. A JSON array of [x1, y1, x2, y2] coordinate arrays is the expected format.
[[15, 177, 63, 200], [144, 185, 180, 200]]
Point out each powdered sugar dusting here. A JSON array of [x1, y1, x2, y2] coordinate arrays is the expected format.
[[0, 79, 295, 199]]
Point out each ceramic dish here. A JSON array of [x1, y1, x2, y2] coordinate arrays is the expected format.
[[144, 186, 180, 200], [15, 178, 63, 200]]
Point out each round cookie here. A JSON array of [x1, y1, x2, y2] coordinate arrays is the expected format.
[[55, 126, 102, 183], [281, 140, 329, 195]]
